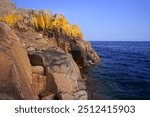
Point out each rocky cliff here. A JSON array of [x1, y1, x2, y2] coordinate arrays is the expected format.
[[0, 0, 100, 100]]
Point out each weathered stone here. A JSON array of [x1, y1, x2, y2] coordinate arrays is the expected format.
[[0, 45, 37, 99], [32, 74, 47, 95], [0, 0, 100, 100], [42, 94, 55, 100], [78, 81, 86, 90], [46, 69, 58, 93], [0, 0, 17, 17], [0, 22, 20, 42], [70, 40, 100, 67], [59, 93, 74, 100], [0, 22, 38, 99], [79, 94, 88, 100], [74, 90, 87, 100], [29, 48, 81, 96], [0, 23, 7, 40], [39, 91, 55, 100], [38, 10, 52, 16], [31, 66, 44, 75], [52, 73, 77, 93]]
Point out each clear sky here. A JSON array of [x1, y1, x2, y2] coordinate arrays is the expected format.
[[13, 0, 150, 41]]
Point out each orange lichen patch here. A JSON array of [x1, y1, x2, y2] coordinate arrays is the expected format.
[[0, 14, 22, 26]]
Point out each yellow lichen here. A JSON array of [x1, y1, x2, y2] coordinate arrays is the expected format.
[[36, 15, 45, 29], [48, 17, 83, 39], [0, 13, 83, 39], [32, 14, 51, 30], [0, 14, 22, 26], [43, 15, 51, 28], [31, 14, 83, 39]]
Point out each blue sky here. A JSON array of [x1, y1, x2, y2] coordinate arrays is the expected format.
[[13, 0, 150, 41]]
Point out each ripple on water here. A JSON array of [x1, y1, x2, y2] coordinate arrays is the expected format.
[[88, 41, 150, 100]]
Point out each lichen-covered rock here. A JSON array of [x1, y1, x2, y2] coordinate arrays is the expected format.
[[0, 0, 100, 100], [0, 14, 22, 26]]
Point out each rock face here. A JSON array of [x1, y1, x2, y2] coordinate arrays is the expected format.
[[0, 0, 17, 17], [28, 48, 87, 100], [0, 23, 37, 99], [0, 0, 100, 100]]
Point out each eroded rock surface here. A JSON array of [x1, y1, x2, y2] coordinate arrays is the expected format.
[[0, 0, 100, 100], [0, 0, 17, 17], [28, 47, 87, 99], [0, 23, 37, 99]]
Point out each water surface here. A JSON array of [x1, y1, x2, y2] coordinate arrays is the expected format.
[[88, 41, 150, 100]]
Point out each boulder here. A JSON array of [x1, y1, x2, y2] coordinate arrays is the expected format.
[[32, 74, 47, 95], [52, 73, 77, 93], [31, 66, 44, 75], [79, 94, 88, 100], [74, 90, 88, 100], [28, 47, 82, 99], [70, 40, 100, 67], [59, 93, 74, 100], [39, 91, 55, 100]]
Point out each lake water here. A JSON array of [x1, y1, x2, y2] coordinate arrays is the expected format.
[[88, 41, 150, 100]]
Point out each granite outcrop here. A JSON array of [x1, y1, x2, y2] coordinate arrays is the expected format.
[[0, 0, 100, 100]]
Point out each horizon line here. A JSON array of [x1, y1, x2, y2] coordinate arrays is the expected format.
[[88, 40, 150, 42]]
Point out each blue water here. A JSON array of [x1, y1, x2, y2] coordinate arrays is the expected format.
[[88, 41, 150, 100]]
